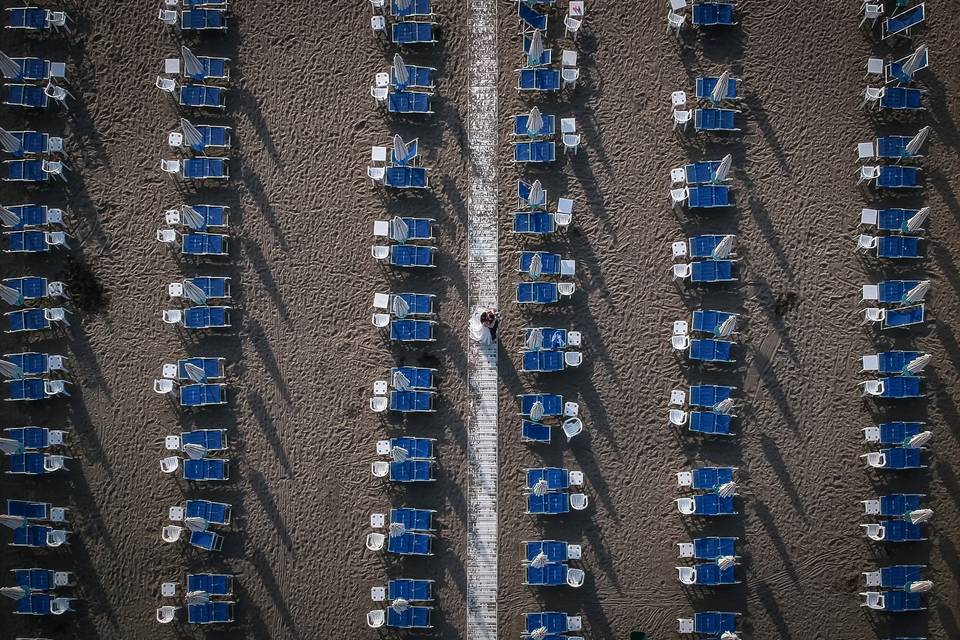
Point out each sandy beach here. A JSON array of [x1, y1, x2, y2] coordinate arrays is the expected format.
[[2, 0, 959, 638]]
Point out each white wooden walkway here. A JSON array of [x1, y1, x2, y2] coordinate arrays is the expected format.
[[465, 0, 499, 637]]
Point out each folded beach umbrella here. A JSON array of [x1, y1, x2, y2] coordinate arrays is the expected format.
[[392, 54, 409, 90], [391, 598, 409, 612], [0, 283, 22, 305], [182, 443, 207, 460], [714, 398, 735, 415], [390, 446, 409, 462], [907, 580, 933, 593], [711, 235, 735, 260], [530, 551, 549, 569], [717, 555, 736, 571], [181, 204, 207, 231], [180, 118, 204, 149], [526, 328, 544, 351], [527, 179, 545, 208], [0, 586, 27, 600], [0, 205, 21, 227], [532, 478, 549, 497], [529, 253, 543, 280], [0, 514, 27, 529], [390, 295, 410, 319], [526, 29, 544, 68], [905, 126, 930, 157], [908, 508, 933, 524], [185, 516, 208, 532], [389, 522, 406, 538], [184, 362, 207, 383], [392, 369, 411, 391], [905, 431, 932, 449], [0, 51, 21, 79], [720, 633, 739, 640], [185, 590, 210, 604], [389, 216, 409, 243], [525, 106, 544, 138], [0, 358, 24, 379], [903, 206, 929, 234], [901, 280, 930, 304], [0, 437, 22, 454], [900, 45, 928, 82], [903, 353, 931, 375], [717, 481, 737, 498], [181, 46, 204, 79], [710, 71, 730, 105], [182, 279, 208, 305], [395, 0, 412, 11], [529, 400, 545, 423], [0, 127, 23, 155], [714, 315, 737, 338], [392, 134, 411, 165], [530, 626, 549, 640], [711, 154, 733, 183]]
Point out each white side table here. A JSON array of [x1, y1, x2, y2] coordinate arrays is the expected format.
[[164, 58, 181, 75]]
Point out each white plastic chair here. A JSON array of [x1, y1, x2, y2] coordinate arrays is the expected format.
[[153, 379, 175, 394], [567, 615, 583, 631], [557, 282, 576, 297], [369, 396, 388, 412], [677, 566, 697, 584], [562, 133, 581, 154], [48, 10, 70, 30], [367, 609, 386, 627], [168, 505, 185, 520], [857, 165, 881, 185], [566, 567, 585, 587], [157, 605, 178, 623], [160, 159, 181, 175], [672, 263, 692, 281], [567, 544, 582, 560], [371, 15, 386, 33], [676, 498, 696, 515], [860, 207, 879, 225], [157, 228, 177, 243], [158, 9, 177, 25], [670, 167, 686, 184], [41, 160, 65, 177], [861, 452, 886, 467], [370, 461, 390, 477], [861, 380, 884, 397], [370, 512, 386, 528], [676, 471, 693, 487], [863, 570, 882, 587], [570, 493, 588, 510], [861, 86, 882, 109], [373, 220, 390, 238], [670, 389, 686, 406], [561, 67, 579, 89], [366, 533, 386, 551], [564, 15, 582, 38], [372, 293, 391, 310], [561, 417, 583, 440], [369, 0, 385, 11], [670, 187, 688, 208], [370, 85, 388, 102], [54, 571, 73, 587], [161, 582, 178, 597], [371, 245, 390, 260], [162, 525, 183, 543], [160, 456, 180, 474], [44, 82, 71, 108], [669, 409, 688, 426], [859, 3, 882, 28], [373, 380, 388, 395], [43, 382, 68, 398], [155, 76, 176, 93], [46, 529, 68, 546], [671, 336, 690, 351], [861, 591, 884, 609], [161, 309, 183, 324], [44, 307, 68, 324], [564, 352, 583, 367], [372, 313, 391, 327], [51, 598, 73, 614], [42, 454, 66, 472], [861, 523, 884, 541], [368, 166, 385, 183], [862, 308, 885, 324], [673, 109, 692, 131], [666, 11, 685, 38]]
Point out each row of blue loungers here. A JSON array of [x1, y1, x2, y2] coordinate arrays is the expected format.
[[365, 1, 440, 630], [855, 5, 935, 626], [513, 4, 590, 632], [154, 7, 237, 627], [2, 8, 79, 619]]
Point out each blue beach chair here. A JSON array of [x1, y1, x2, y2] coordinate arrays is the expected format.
[[179, 84, 225, 109], [183, 204, 229, 228], [689, 339, 734, 363], [862, 447, 924, 470], [518, 179, 548, 209], [862, 591, 924, 612], [519, 251, 572, 276], [516, 282, 574, 304], [387, 319, 436, 341], [521, 350, 568, 372], [865, 422, 924, 445], [2, 84, 48, 109], [1, 204, 63, 228], [524, 562, 568, 586], [882, 4, 924, 39], [679, 537, 738, 560], [5, 379, 67, 402], [391, 0, 432, 18], [187, 601, 234, 624], [387, 531, 433, 555], [681, 160, 725, 185], [384, 165, 428, 189], [2, 160, 54, 183], [183, 458, 229, 481], [519, 2, 547, 30], [691, 3, 736, 26], [389, 367, 435, 389], [179, 383, 226, 407], [180, 429, 227, 451], [374, 217, 433, 242], [374, 244, 435, 267], [689, 385, 734, 408], [1, 132, 58, 158], [514, 140, 556, 163], [6, 426, 61, 449], [165, 306, 231, 329], [514, 112, 556, 137], [392, 22, 437, 45], [524, 612, 579, 635], [181, 55, 230, 82], [519, 393, 564, 417], [685, 185, 731, 208], [382, 606, 432, 629], [678, 562, 738, 586], [866, 493, 924, 517], [385, 579, 433, 602], [2, 276, 59, 304], [387, 91, 432, 114], [170, 358, 225, 381], [181, 9, 227, 31], [4, 57, 58, 82], [696, 76, 739, 102], [521, 420, 551, 443], [185, 499, 231, 525], [875, 138, 920, 160], [886, 49, 929, 85], [524, 539, 575, 563], [11, 525, 66, 548], [170, 157, 228, 180], [688, 236, 735, 260], [5, 451, 65, 473], [2, 353, 58, 377], [875, 166, 920, 189], [527, 467, 572, 491], [522, 32, 552, 67], [691, 310, 737, 335], [188, 573, 233, 596], [862, 376, 922, 399], [861, 207, 920, 232], [375, 292, 434, 316], [695, 108, 739, 132], [179, 232, 228, 256], [14, 593, 60, 615], [180, 124, 231, 154], [382, 437, 434, 459], [875, 304, 925, 329], [513, 211, 557, 235], [5, 308, 67, 333], [677, 494, 736, 516], [389, 390, 435, 412], [188, 530, 223, 550], [687, 411, 733, 436], [13, 568, 57, 591], [390, 507, 434, 531], [861, 351, 921, 374], [524, 327, 570, 350], [863, 520, 925, 542], [387, 460, 434, 482], [4, 230, 68, 252], [518, 68, 561, 93], [679, 611, 740, 635], [879, 87, 924, 110], [391, 64, 434, 91], [865, 565, 923, 589], [6, 7, 63, 31], [6, 499, 51, 519], [681, 467, 735, 490], [526, 492, 570, 515]]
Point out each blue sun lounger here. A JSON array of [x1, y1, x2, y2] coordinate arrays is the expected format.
[[527, 492, 570, 515], [11, 525, 57, 547], [186, 499, 231, 525], [385, 245, 435, 267], [5, 309, 55, 333], [13, 568, 55, 591], [188, 204, 229, 228], [2, 276, 53, 303], [181, 429, 227, 450], [872, 520, 925, 542], [391, 0, 432, 18], [514, 112, 556, 137], [2, 204, 60, 228], [686, 563, 738, 586], [518, 68, 561, 92], [696, 76, 739, 102], [517, 282, 574, 304], [689, 236, 735, 260], [392, 22, 436, 45], [864, 351, 921, 374], [522, 350, 567, 372], [682, 161, 725, 185], [183, 458, 228, 481], [183, 306, 231, 329], [388, 91, 432, 114], [518, 179, 548, 209], [524, 540, 573, 563], [388, 531, 433, 555], [875, 166, 920, 189], [389, 390, 436, 412], [6, 7, 54, 30], [173, 358, 225, 381], [689, 339, 734, 363], [689, 467, 734, 490], [863, 208, 919, 231], [179, 383, 226, 407], [690, 494, 736, 516], [389, 319, 436, 341], [6, 57, 55, 82], [873, 565, 923, 589], [513, 212, 556, 234], [868, 377, 922, 399], [886, 49, 929, 85], [388, 606, 432, 628], [880, 87, 923, 110], [179, 84, 225, 109], [690, 260, 736, 283], [872, 447, 924, 469], [689, 385, 734, 408], [15, 593, 57, 615], [514, 140, 556, 163], [525, 612, 577, 634], [522, 33, 552, 67], [521, 420, 551, 442], [519, 2, 547, 30], [187, 601, 233, 623], [875, 138, 920, 160], [691, 611, 740, 635], [691, 3, 735, 26], [527, 467, 571, 491], [876, 493, 923, 517], [695, 108, 739, 132], [524, 328, 569, 349], [184, 125, 231, 153], [186, 529, 222, 549], [4, 230, 59, 252], [691, 310, 736, 335], [188, 573, 233, 596], [520, 393, 563, 417], [391, 65, 434, 91], [7, 499, 50, 519], [390, 367, 435, 389], [2, 84, 48, 109], [519, 251, 567, 275], [389, 460, 435, 482], [869, 591, 924, 612], [687, 185, 730, 208], [689, 537, 737, 560], [3, 161, 48, 183], [183, 232, 228, 256], [2, 353, 52, 377], [881, 305, 925, 329], [384, 293, 434, 315], [873, 422, 923, 445], [184, 56, 230, 82], [689, 411, 733, 436], [525, 563, 568, 586], [376, 216, 433, 240], [5, 426, 54, 448], [385, 437, 434, 459], [4, 380, 58, 402], [182, 157, 228, 180], [391, 507, 434, 531], [181, 9, 227, 31], [6, 451, 56, 473], [882, 4, 924, 39], [384, 166, 428, 189], [2, 132, 52, 158]]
